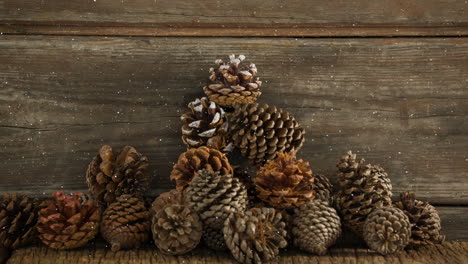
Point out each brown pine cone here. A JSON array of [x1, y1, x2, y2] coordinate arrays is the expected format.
[[335, 151, 392, 235], [224, 207, 287, 264], [181, 97, 232, 152], [184, 169, 247, 250], [152, 204, 202, 255], [37, 192, 101, 250], [86, 145, 151, 206], [363, 207, 411, 255], [255, 152, 314, 209], [230, 103, 305, 164], [395, 192, 445, 247], [149, 189, 184, 217], [313, 173, 333, 204], [203, 54, 262, 107], [101, 195, 151, 251], [292, 200, 341, 255], [202, 226, 226, 251], [170, 146, 233, 190], [0, 194, 39, 249]]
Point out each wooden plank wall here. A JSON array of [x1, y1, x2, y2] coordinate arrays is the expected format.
[[1, 0, 467, 241]]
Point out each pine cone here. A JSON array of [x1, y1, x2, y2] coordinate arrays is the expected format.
[[152, 204, 202, 255], [363, 207, 411, 255], [313, 173, 333, 204], [255, 152, 314, 209], [184, 169, 247, 250], [202, 226, 226, 251], [149, 189, 184, 217], [395, 192, 445, 247], [37, 192, 101, 250], [181, 97, 232, 152], [0, 194, 39, 249], [86, 145, 151, 206], [292, 200, 341, 255], [171, 146, 233, 190], [230, 103, 305, 164], [203, 54, 262, 107], [101, 195, 150, 251], [224, 207, 287, 264], [335, 151, 392, 235]]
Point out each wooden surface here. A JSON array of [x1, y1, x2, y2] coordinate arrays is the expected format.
[[6, 242, 468, 264], [1, 0, 468, 36]]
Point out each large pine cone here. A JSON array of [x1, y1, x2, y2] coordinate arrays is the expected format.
[[292, 200, 341, 255], [170, 146, 233, 190], [181, 97, 232, 151], [224, 207, 287, 264], [101, 195, 151, 251], [203, 54, 262, 107], [149, 189, 184, 217], [152, 204, 202, 255], [363, 207, 411, 255], [86, 145, 151, 206], [0, 194, 38, 249], [37, 192, 101, 250], [395, 192, 445, 247], [230, 103, 305, 164], [313, 173, 333, 204], [184, 169, 247, 250], [255, 152, 314, 209], [335, 151, 392, 235]]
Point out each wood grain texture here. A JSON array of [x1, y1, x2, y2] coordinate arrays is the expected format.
[[1, 0, 468, 36], [7, 242, 468, 264], [1, 36, 467, 205]]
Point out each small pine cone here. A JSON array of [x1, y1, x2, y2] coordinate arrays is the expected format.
[[37, 192, 101, 250], [149, 189, 184, 217], [171, 146, 233, 190], [395, 192, 445, 247], [335, 151, 392, 235], [255, 152, 314, 209], [292, 200, 341, 255], [203, 54, 262, 107], [184, 169, 247, 250], [86, 145, 151, 206], [181, 97, 232, 152], [312, 173, 333, 204], [363, 207, 411, 255], [0, 194, 39, 249], [152, 204, 202, 255], [230, 103, 305, 164], [224, 207, 288, 264], [101, 195, 151, 251], [202, 226, 226, 251]]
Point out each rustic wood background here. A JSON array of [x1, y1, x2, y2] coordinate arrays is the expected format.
[[1, 0, 467, 244]]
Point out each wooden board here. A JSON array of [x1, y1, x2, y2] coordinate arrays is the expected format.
[[1, 36, 467, 205], [6, 242, 468, 264], [1, 0, 468, 36]]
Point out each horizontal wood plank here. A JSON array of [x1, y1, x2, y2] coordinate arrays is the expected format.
[[0, 36, 467, 205], [6, 242, 468, 264], [1, 0, 468, 36]]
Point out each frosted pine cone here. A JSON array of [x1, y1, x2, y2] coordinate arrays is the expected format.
[[203, 54, 262, 107], [86, 145, 151, 206], [149, 189, 184, 217], [37, 192, 101, 249], [101, 195, 151, 251], [255, 152, 314, 209], [181, 97, 232, 151], [395, 192, 445, 247], [224, 207, 287, 264], [170, 146, 233, 190], [292, 200, 341, 255], [363, 207, 411, 255], [230, 103, 305, 164], [152, 204, 202, 255], [335, 151, 392, 235]]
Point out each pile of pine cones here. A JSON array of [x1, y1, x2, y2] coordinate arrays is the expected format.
[[0, 54, 445, 264]]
